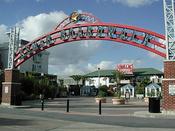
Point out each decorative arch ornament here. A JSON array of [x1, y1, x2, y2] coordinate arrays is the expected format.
[[14, 11, 166, 68]]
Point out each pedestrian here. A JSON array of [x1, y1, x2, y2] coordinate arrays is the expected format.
[[125, 91, 130, 102]]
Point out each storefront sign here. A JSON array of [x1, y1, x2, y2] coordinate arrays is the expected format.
[[117, 64, 133, 74], [5, 86, 8, 94], [169, 84, 175, 96]]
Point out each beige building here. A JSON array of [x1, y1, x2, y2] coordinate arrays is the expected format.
[[0, 39, 49, 74]]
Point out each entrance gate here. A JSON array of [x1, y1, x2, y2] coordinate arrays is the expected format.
[[1, 0, 175, 112]]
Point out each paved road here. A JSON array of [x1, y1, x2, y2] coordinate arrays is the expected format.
[[0, 97, 175, 131]]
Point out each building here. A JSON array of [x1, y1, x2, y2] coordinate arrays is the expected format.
[[120, 84, 135, 98], [58, 77, 83, 88], [84, 68, 163, 88], [0, 39, 49, 74], [145, 83, 161, 97], [0, 43, 8, 69]]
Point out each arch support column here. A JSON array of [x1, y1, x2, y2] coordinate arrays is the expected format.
[[1, 69, 21, 105], [162, 61, 175, 112]]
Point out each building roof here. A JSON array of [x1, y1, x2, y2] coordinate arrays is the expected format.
[[85, 69, 114, 77], [121, 84, 135, 89], [145, 83, 161, 89], [84, 68, 163, 77], [133, 68, 163, 76]]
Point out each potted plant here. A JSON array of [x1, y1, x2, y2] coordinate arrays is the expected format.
[[95, 90, 107, 103], [112, 91, 125, 105]]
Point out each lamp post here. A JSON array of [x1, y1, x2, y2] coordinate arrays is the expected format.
[[98, 67, 100, 88]]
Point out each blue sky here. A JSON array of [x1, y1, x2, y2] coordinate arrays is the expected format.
[[0, 0, 165, 76]]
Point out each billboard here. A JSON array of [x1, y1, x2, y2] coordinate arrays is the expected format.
[[117, 64, 133, 74]]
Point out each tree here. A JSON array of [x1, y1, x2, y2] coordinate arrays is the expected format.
[[58, 79, 64, 87], [111, 70, 125, 97], [39, 77, 49, 95], [20, 73, 35, 96], [80, 75, 87, 86], [70, 75, 82, 87], [136, 77, 150, 94], [112, 70, 124, 87], [20, 72, 59, 100]]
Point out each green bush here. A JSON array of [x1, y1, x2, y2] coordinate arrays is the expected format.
[[96, 91, 107, 98], [113, 91, 121, 98], [99, 85, 108, 93], [136, 86, 144, 94]]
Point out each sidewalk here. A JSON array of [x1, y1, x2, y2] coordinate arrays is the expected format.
[[134, 110, 175, 119], [17, 97, 175, 119], [2, 97, 175, 119]]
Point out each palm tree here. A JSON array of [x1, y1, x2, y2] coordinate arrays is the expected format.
[[80, 75, 87, 86], [39, 77, 49, 94], [58, 79, 64, 87], [136, 77, 150, 95], [112, 70, 125, 96], [112, 70, 124, 86], [70, 75, 82, 87]]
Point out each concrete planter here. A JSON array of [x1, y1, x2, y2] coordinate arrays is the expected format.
[[112, 98, 125, 105], [144, 97, 149, 103], [95, 97, 106, 103]]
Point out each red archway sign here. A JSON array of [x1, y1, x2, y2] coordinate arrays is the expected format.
[[14, 11, 166, 68]]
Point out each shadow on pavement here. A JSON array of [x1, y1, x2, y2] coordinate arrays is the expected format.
[[0, 118, 35, 126]]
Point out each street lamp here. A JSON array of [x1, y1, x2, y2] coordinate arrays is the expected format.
[[98, 67, 100, 88]]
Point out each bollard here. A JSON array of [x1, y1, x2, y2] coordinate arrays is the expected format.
[[41, 99, 44, 111], [67, 99, 69, 112], [99, 100, 101, 115]]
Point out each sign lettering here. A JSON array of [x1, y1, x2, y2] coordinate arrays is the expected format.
[[117, 64, 134, 74]]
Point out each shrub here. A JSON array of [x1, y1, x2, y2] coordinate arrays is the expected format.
[[96, 91, 107, 98], [98, 85, 108, 93], [113, 91, 121, 98]]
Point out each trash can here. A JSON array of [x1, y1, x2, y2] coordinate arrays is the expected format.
[[149, 97, 160, 113]]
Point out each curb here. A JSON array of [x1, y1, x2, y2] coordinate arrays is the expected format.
[[133, 111, 175, 119]]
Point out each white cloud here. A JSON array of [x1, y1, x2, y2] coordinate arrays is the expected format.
[[48, 40, 100, 66], [49, 64, 84, 76], [120, 59, 142, 67], [113, 0, 159, 7], [97, 0, 159, 7], [97, 61, 114, 69], [49, 60, 115, 76], [48, 40, 101, 76], [87, 61, 114, 71], [0, 24, 8, 44], [18, 11, 67, 41], [63, 64, 84, 75]]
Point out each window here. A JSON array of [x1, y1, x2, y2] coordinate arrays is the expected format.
[[32, 64, 36, 71], [109, 78, 115, 83]]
